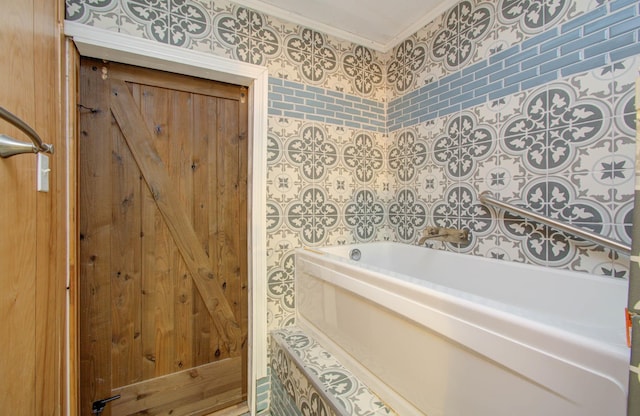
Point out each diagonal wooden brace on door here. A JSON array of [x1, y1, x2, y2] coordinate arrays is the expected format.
[[109, 79, 240, 350]]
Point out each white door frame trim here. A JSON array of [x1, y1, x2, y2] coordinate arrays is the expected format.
[[64, 20, 268, 415]]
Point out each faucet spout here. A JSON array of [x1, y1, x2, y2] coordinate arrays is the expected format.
[[419, 226, 470, 245]]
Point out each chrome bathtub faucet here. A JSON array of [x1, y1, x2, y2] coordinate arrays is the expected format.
[[419, 226, 470, 245]]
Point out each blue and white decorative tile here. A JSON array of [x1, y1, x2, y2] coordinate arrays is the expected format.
[[564, 0, 605, 26], [477, 21, 524, 63], [415, 162, 448, 204], [611, 58, 640, 99], [285, 186, 340, 246], [613, 88, 637, 135], [121, 0, 212, 47], [267, 227, 302, 267], [267, 162, 305, 204], [498, 177, 611, 266], [324, 166, 358, 204], [573, 151, 635, 198], [268, 252, 296, 311], [343, 131, 385, 185], [498, 0, 570, 35], [325, 227, 358, 246], [614, 202, 634, 246], [66, 0, 120, 26], [574, 244, 630, 278], [270, 338, 337, 416], [213, 5, 282, 65], [431, 183, 494, 252], [342, 45, 385, 98], [601, 258, 630, 279], [389, 188, 428, 242], [283, 27, 340, 86], [388, 128, 429, 185], [344, 188, 386, 242], [285, 123, 339, 182], [268, 121, 305, 205], [267, 131, 284, 165], [429, 1, 494, 72], [500, 83, 611, 175], [266, 200, 284, 235], [272, 328, 398, 416], [268, 298, 296, 330], [433, 111, 497, 181], [374, 171, 397, 204], [472, 232, 528, 263], [387, 36, 428, 95]]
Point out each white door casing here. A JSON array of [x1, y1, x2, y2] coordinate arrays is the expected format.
[[64, 20, 269, 415]]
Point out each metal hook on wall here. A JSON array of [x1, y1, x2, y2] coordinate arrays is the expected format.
[[0, 106, 54, 158]]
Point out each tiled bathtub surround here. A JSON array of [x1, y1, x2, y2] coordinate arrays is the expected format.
[[270, 327, 397, 416], [67, 0, 638, 356], [385, 0, 637, 277]]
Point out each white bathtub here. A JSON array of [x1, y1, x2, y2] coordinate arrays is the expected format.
[[295, 242, 630, 416]]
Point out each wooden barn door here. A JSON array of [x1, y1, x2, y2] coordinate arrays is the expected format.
[[78, 58, 248, 416]]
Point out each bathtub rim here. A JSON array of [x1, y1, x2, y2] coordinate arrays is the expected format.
[[303, 242, 629, 346], [295, 245, 630, 412]]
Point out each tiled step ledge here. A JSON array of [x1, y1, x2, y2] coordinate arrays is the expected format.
[[270, 327, 397, 416]]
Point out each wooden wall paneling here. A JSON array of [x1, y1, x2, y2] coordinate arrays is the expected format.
[[34, 1, 65, 414], [0, 0, 65, 414], [79, 62, 115, 415], [0, 1, 38, 413]]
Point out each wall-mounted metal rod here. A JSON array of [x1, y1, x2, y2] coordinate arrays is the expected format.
[[480, 191, 631, 256], [0, 106, 54, 158]]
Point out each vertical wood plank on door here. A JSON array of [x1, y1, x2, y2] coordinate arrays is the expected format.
[[138, 84, 176, 379], [79, 63, 114, 415], [170, 89, 195, 373], [110, 120, 143, 387], [141, 167, 161, 381], [135, 82, 161, 381], [192, 95, 216, 367], [208, 98, 224, 363], [217, 99, 242, 359]]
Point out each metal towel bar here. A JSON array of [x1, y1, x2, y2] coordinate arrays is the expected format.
[[479, 191, 631, 256], [0, 106, 54, 158]]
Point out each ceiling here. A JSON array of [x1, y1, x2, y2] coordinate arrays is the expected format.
[[230, 0, 458, 52]]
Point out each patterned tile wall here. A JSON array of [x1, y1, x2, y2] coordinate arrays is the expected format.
[[385, 0, 638, 278], [67, 0, 638, 333]]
